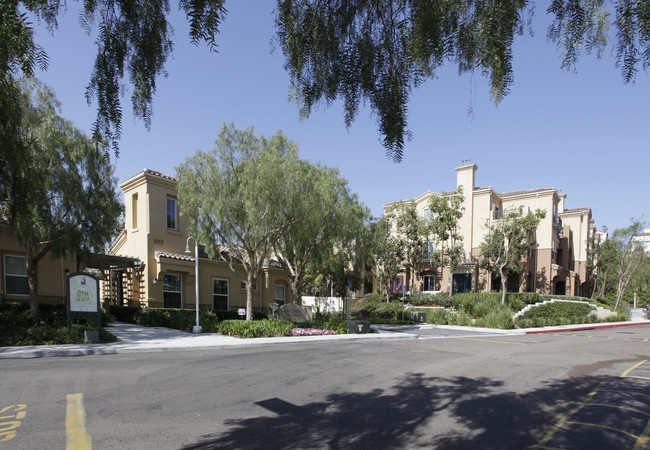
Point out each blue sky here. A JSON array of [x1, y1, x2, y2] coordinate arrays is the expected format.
[[32, 2, 649, 233]]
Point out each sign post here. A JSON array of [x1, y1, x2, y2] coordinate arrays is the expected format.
[[402, 284, 406, 321], [67, 273, 101, 340]]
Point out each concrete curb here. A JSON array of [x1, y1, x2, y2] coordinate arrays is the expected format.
[[2, 317, 649, 359]]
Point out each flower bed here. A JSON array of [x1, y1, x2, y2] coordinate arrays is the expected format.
[[291, 328, 337, 336]]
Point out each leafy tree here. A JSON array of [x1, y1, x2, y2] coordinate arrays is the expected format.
[[369, 216, 403, 302], [480, 207, 546, 304], [587, 231, 618, 299], [386, 200, 424, 293], [176, 124, 298, 321], [272, 160, 370, 305], [0, 78, 122, 321], [1, 0, 226, 154], [426, 187, 465, 296], [627, 257, 650, 306], [276, 0, 650, 161], [611, 220, 647, 310]]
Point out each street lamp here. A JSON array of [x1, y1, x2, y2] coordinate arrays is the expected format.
[[185, 236, 202, 333]]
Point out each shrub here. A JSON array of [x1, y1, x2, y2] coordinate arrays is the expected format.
[[514, 301, 596, 327], [217, 319, 294, 337], [409, 292, 436, 305], [351, 294, 403, 319], [109, 305, 140, 322], [426, 308, 451, 325], [476, 310, 515, 329]]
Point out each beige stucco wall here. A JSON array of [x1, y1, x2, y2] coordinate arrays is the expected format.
[[1, 228, 77, 304], [112, 169, 294, 310]]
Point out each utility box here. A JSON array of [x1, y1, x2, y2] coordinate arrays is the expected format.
[[84, 330, 100, 343], [411, 311, 427, 323], [345, 320, 370, 334]]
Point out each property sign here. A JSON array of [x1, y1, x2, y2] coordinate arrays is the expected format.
[[238, 308, 246, 316], [69, 274, 99, 312], [66, 273, 101, 333]]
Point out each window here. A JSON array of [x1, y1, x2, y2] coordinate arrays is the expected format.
[[167, 197, 177, 230], [423, 275, 436, 292], [4, 255, 29, 296], [132, 193, 138, 229], [163, 274, 182, 308], [423, 242, 435, 261], [423, 207, 435, 220], [213, 278, 229, 310], [273, 285, 286, 306], [240, 281, 257, 290]]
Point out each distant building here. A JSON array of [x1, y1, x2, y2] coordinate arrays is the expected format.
[[384, 163, 600, 297], [632, 229, 650, 253]]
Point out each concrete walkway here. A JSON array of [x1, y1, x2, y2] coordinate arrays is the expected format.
[[1, 309, 648, 359]]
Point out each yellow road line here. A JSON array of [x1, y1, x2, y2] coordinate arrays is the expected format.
[[600, 389, 650, 399], [66, 394, 91, 450], [586, 403, 650, 416], [535, 381, 605, 448], [621, 360, 649, 378], [635, 417, 650, 450], [565, 421, 641, 440], [457, 337, 527, 345]]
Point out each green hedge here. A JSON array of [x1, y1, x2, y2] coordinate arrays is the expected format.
[[217, 319, 294, 337], [133, 308, 222, 332], [351, 294, 404, 319], [514, 301, 598, 328]]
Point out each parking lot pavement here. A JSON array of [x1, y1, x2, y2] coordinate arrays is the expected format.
[[535, 361, 650, 449], [373, 324, 523, 338]]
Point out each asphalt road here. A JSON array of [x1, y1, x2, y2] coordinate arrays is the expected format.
[[2, 326, 650, 449]]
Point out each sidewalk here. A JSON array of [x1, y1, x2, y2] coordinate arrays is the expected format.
[[1, 309, 648, 359], [0, 320, 416, 359]]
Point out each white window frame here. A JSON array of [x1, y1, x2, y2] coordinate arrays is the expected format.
[[162, 273, 182, 308], [213, 278, 229, 310], [423, 207, 435, 221], [4, 255, 29, 296], [423, 274, 436, 292], [167, 197, 177, 230], [273, 284, 286, 306]]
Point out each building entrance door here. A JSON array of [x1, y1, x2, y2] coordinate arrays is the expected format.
[[452, 273, 472, 294]]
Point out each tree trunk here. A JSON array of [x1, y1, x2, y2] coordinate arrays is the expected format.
[[500, 265, 507, 304], [25, 251, 39, 323], [448, 265, 453, 297], [289, 279, 302, 306], [246, 271, 255, 321]]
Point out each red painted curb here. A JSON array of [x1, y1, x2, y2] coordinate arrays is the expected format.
[[526, 321, 650, 334]]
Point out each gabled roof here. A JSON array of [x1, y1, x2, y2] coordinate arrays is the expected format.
[[120, 168, 177, 188], [498, 187, 556, 198], [560, 207, 591, 215]]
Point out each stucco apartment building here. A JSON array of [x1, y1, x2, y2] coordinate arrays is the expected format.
[[384, 163, 598, 297], [106, 169, 292, 310], [1, 169, 292, 311]]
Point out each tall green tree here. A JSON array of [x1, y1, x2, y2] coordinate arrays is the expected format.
[[276, 0, 650, 161], [479, 207, 546, 304], [587, 231, 618, 299], [386, 200, 424, 293], [272, 160, 370, 305], [369, 216, 403, 302], [176, 124, 298, 321], [1, 78, 122, 321], [611, 220, 647, 310], [426, 187, 465, 296], [1, 0, 226, 154]]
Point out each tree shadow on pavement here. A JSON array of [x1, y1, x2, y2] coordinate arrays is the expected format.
[[182, 373, 648, 449]]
